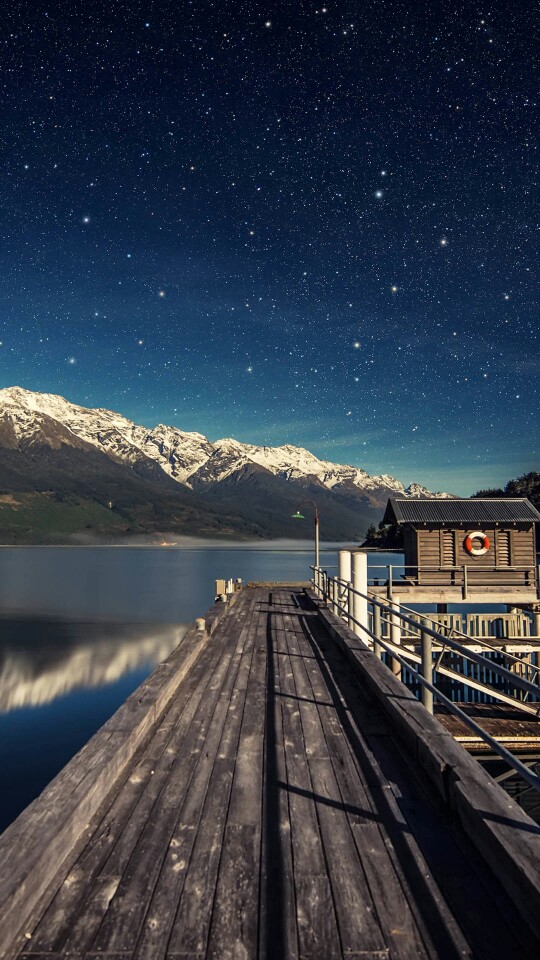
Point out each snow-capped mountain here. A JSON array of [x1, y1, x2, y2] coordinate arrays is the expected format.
[[0, 386, 451, 500]]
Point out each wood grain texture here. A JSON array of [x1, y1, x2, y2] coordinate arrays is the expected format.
[[4, 586, 540, 960]]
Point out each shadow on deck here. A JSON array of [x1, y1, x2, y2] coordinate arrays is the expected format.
[[1, 587, 540, 959]]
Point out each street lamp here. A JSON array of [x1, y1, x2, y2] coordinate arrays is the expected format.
[[291, 500, 319, 570]]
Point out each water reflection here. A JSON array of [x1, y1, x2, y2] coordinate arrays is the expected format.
[[0, 617, 186, 712]]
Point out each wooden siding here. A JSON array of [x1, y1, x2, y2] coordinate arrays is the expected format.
[[411, 525, 536, 585]]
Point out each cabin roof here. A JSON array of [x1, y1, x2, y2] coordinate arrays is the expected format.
[[383, 498, 540, 526]]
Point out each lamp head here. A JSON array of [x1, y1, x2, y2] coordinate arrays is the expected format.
[[291, 511, 305, 519]]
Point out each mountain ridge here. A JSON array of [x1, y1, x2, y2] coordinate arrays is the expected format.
[[0, 386, 453, 542]]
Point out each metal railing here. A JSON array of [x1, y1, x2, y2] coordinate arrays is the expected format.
[[310, 566, 540, 794], [390, 602, 540, 688], [367, 563, 539, 600]]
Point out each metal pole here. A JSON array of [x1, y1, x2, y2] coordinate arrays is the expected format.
[[421, 628, 434, 714], [373, 602, 382, 658], [315, 514, 320, 571], [462, 564, 468, 600], [387, 565, 393, 601]]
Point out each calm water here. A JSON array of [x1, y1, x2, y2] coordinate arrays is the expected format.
[[1, 541, 374, 833]]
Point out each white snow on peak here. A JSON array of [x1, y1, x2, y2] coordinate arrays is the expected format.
[[0, 386, 451, 497]]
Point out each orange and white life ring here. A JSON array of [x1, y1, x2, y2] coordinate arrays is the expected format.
[[464, 531, 491, 556]]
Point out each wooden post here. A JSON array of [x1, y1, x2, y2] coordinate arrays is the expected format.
[[462, 564, 468, 600], [534, 611, 540, 639], [338, 550, 352, 618], [421, 628, 434, 714], [390, 600, 401, 679], [351, 551, 368, 639]]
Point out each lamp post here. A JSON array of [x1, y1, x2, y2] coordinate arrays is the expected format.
[[291, 500, 320, 571]]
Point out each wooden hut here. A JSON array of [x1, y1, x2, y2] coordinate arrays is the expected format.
[[382, 498, 540, 597]]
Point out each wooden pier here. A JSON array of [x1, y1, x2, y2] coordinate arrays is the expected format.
[[1, 586, 540, 959]]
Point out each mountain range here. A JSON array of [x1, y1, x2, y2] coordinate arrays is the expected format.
[[0, 387, 452, 542]]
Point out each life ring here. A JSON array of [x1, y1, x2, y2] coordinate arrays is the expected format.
[[464, 531, 491, 556]]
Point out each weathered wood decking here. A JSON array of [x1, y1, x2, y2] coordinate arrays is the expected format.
[[2, 587, 540, 959]]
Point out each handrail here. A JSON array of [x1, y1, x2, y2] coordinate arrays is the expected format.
[[309, 566, 540, 793], [326, 572, 540, 702], [396, 600, 540, 684], [368, 563, 536, 572]]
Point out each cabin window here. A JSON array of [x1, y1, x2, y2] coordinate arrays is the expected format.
[[441, 530, 455, 566], [496, 530, 511, 566]]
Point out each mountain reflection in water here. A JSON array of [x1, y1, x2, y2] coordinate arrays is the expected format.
[[0, 617, 186, 712]]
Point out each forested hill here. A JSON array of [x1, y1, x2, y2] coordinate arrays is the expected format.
[[473, 471, 540, 512]]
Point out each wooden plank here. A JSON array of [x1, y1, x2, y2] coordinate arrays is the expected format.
[[205, 590, 268, 960], [134, 597, 258, 959], [0, 621, 210, 952], [275, 605, 341, 959], [25, 621, 232, 954], [86, 603, 251, 954], [34, 602, 246, 956], [295, 610, 431, 960], [258, 595, 298, 960], [163, 595, 260, 956], [282, 601, 387, 956]]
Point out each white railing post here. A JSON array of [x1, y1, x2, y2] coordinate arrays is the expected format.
[[338, 550, 352, 618], [351, 551, 368, 639]]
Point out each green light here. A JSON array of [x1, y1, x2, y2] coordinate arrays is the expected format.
[[291, 511, 305, 519]]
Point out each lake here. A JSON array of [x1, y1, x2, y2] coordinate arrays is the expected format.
[[1, 541, 386, 833]]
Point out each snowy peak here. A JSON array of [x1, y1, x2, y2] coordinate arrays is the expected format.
[[0, 387, 452, 499]]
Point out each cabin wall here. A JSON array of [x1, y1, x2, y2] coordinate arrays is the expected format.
[[402, 528, 417, 573], [406, 525, 536, 584]]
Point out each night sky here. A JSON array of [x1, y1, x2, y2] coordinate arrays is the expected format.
[[0, 1, 537, 494]]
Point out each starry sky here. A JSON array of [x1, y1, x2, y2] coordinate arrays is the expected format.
[[0, 1, 537, 495]]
